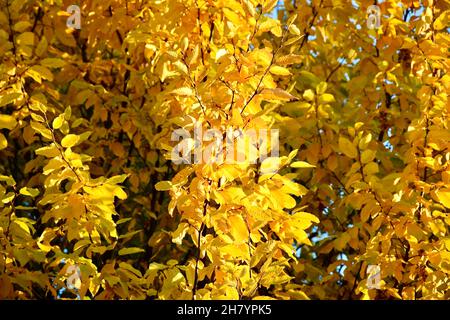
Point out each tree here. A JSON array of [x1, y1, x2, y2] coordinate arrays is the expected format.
[[0, 0, 449, 300]]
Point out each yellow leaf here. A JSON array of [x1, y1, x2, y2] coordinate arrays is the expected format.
[[263, 0, 278, 13], [231, 107, 244, 126], [272, 189, 297, 209], [260, 88, 298, 101], [253, 296, 277, 300], [30, 122, 52, 140], [73, 239, 91, 252], [106, 174, 129, 185], [0, 133, 7, 150], [36, 37, 48, 57], [27, 65, 54, 82], [118, 247, 145, 256], [361, 200, 379, 222], [436, 188, 450, 208], [303, 89, 315, 101], [0, 115, 17, 130], [281, 179, 308, 196], [16, 32, 34, 46], [64, 106, 72, 120], [316, 82, 327, 95], [433, 11, 449, 31], [276, 54, 302, 66], [0, 175, 16, 186], [359, 133, 372, 150], [288, 24, 301, 35], [270, 66, 291, 76], [222, 244, 249, 258], [111, 142, 125, 157], [319, 93, 335, 104], [0, 92, 22, 108], [114, 187, 127, 200], [170, 87, 193, 96], [229, 215, 249, 243], [19, 187, 39, 197], [172, 222, 189, 245], [361, 149, 376, 164], [334, 232, 350, 250], [291, 161, 316, 168], [363, 162, 379, 176], [260, 157, 281, 174], [13, 21, 32, 32], [36, 145, 60, 157], [52, 115, 64, 130], [155, 181, 173, 191], [338, 137, 357, 158], [61, 134, 80, 148], [43, 158, 64, 175], [292, 211, 319, 224], [284, 34, 303, 45], [40, 58, 67, 68], [119, 262, 142, 278]]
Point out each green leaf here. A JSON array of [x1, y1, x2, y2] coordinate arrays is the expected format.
[[297, 71, 320, 88]]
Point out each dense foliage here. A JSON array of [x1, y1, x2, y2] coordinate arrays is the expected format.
[[0, 0, 449, 300]]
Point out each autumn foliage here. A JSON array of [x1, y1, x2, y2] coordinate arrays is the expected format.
[[0, 0, 449, 300]]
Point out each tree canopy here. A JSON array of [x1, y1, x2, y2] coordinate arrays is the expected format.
[[0, 0, 449, 300]]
